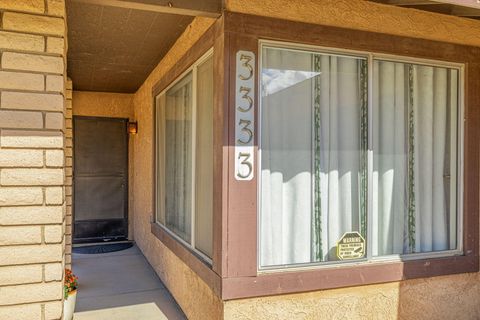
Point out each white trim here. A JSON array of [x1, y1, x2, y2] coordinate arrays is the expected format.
[[457, 65, 465, 253], [154, 48, 214, 265], [257, 39, 465, 272], [258, 249, 464, 274], [257, 42, 263, 270], [261, 40, 371, 60], [155, 222, 213, 265], [157, 48, 214, 97], [366, 53, 374, 261], [191, 62, 198, 251]]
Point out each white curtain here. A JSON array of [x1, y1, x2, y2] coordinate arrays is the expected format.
[[372, 61, 457, 255], [260, 48, 364, 267], [316, 55, 365, 261], [372, 61, 408, 256], [260, 46, 458, 268], [164, 73, 193, 243], [261, 49, 314, 266]]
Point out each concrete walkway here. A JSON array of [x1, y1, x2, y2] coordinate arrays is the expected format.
[[73, 244, 186, 320]]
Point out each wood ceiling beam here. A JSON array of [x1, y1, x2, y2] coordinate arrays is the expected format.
[[381, 0, 438, 6], [430, 0, 480, 9], [68, 0, 222, 18], [380, 0, 480, 9], [450, 6, 480, 16]]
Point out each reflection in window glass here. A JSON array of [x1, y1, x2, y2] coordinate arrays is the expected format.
[[259, 45, 461, 269], [164, 73, 193, 243], [156, 53, 214, 261], [372, 60, 458, 256], [260, 47, 368, 267]]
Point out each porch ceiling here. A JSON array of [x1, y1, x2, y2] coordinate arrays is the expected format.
[[369, 0, 480, 19], [66, 0, 221, 93]]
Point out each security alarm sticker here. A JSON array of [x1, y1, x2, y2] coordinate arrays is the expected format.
[[336, 231, 365, 260]]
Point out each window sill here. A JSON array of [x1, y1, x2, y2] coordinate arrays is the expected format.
[[221, 254, 478, 300], [152, 218, 477, 300]]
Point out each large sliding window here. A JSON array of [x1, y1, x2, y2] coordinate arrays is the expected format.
[[259, 43, 462, 269], [156, 50, 214, 261]]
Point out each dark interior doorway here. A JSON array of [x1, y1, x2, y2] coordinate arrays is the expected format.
[[73, 116, 129, 243]]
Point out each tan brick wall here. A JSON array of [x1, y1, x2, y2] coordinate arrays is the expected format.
[[0, 0, 67, 319]]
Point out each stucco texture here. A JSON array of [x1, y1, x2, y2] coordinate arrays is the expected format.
[[72, 91, 133, 119], [224, 273, 480, 320], [72, 91, 136, 239], [131, 17, 223, 320], [130, 1, 480, 319], [226, 0, 480, 47]]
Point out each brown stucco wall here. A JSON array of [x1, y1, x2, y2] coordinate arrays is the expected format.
[[222, 0, 480, 319], [71, 91, 135, 240], [131, 17, 224, 320], [131, 1, 480, 319]]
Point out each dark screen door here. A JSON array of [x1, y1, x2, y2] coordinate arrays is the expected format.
[[73, 116, 128, 242]]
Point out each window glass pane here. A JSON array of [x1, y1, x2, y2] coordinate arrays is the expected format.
[[260, 46, 368, 268], [156, 95, 166, 225], [195, 56, 214, 258], [164, 72, 193, 243], [372, 60, 458, 256]]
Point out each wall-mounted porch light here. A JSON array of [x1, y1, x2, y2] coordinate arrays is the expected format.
[[128, 121, 138, 135]]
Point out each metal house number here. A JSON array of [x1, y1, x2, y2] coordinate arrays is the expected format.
[[235, 50, 255, 181]]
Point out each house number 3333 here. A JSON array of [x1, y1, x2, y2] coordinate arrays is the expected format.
[[235, 51, 255, 181]]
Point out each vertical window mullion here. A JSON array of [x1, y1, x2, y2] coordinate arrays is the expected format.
[[191, 66, 198, 249], [366, 53, 374, 261]]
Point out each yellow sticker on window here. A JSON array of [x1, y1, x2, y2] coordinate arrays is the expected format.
[[336, 232, 366, 260]]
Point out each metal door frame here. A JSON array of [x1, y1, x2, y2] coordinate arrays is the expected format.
[[73, 115, 129, 243]]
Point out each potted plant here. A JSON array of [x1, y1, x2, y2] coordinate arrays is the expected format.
[[63, 268, 78, 320]]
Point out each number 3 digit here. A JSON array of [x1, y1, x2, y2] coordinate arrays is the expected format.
[[239, 54, 253, 81], [237, 119, 253, 145], [237, 152, 252, 179]]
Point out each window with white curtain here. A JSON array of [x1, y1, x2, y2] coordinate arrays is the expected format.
[[259, 43, 461, 269], [156, 50, 214, 261]]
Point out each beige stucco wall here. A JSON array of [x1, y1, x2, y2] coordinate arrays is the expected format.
[[224, 273, 480, 320], [71, 91, 135, 239], [72, 91, 134, 119], [131, 17, 223, 320], [130, 1, 480, 319], [222, 0, 480, 319]]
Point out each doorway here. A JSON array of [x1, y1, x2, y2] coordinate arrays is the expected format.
[[73, 116, 129, 243]]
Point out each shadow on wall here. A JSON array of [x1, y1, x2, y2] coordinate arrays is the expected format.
[[397, 269, 480, 319]]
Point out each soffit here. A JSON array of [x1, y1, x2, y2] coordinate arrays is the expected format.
[[66, 1, 220, 93]]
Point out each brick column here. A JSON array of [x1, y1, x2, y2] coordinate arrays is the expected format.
[[65, 79, 72, 269], [0, 1, 67, 319]]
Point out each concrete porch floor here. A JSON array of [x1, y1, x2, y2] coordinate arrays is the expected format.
[[72, 244, 186, 320]]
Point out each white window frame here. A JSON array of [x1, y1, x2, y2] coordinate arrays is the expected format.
[[257, 40, 465, 272], [155, 48, 214, 264]]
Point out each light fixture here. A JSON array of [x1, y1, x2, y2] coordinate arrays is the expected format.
[[128, 121, 138, 134]]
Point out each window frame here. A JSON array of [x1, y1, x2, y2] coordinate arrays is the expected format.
[[154, 48, 214, 265], [257, 39, 465, 272]]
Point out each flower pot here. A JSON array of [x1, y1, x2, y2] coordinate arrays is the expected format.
[[63, 290, 77, 320]]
